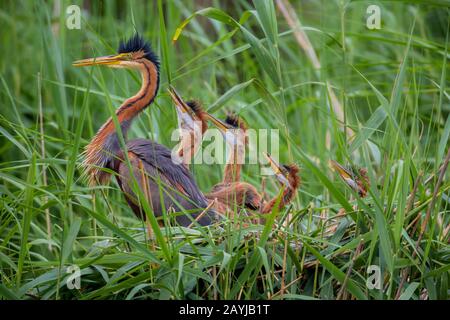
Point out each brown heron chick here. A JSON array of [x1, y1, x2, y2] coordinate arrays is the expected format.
[[168, 87, 259, 218], [207, 182, 262, 213], [167, 86, 207, 169], [165, 98, 262, 217], [330, 160, 369, 198], [73, 34, 217, 227], [201, 112, 263, 217], [261, 153, 300, 214], [206, 112, 248, 184]]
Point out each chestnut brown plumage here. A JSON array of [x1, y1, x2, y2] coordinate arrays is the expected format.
[[168, 101, 263, 216], [168, 92, 300, 221], [73, 34, 218, 227], [204, 112, 264, 216]]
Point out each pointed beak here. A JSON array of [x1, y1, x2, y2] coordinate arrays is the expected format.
[[330, 160, 352, 180], [167, 85, 191, 114], [264, 152, 282, 175], [205, 113, 232, 133], [264, 152, 290, 187], [330, 160, 360, 191], [72, 53, 128, 67]]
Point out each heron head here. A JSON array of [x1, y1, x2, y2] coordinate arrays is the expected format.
[[264, 153, 300, 190], [330, 160, 369, 197], [73, 33, 159, 70], [206, 112, 247, 147], [168, 85, 207, 133]]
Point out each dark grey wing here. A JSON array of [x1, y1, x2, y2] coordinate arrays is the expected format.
[[127, 139, 208, 204], [118, 138, 218, 226]]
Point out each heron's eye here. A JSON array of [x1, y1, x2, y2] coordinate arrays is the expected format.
[[281, 165, 290, 176], [122, 53, 133, 61]]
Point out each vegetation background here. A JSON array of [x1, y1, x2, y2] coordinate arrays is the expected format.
[[0, 0, 449, 300]]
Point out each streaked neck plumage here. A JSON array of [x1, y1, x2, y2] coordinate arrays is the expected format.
[[83, 59, 159, 185], [223, 134, 246, 184], [176, 101, 207, 169], [177, 128, 203, 169]]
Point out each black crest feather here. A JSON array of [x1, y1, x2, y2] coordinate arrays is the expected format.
[[118, 33, 160, 70], [225, 112, 247, 130], [186, 100, 203, 114]]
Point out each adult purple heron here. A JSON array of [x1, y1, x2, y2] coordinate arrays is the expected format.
[[73, 34, 218, 227]]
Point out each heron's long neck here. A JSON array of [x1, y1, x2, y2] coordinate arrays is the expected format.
[[83, 60, 159, 185], [177, 128, 202, 169], [261, 184, 296, 214], [223, 144, 244, 184]]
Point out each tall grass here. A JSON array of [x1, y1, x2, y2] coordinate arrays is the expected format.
[[0, 0, 449, 300]]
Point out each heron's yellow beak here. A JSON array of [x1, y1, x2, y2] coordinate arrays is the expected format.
[[264, 152, 290, 187], [205, 113, 232, 133], [330, 160, 352, 180], [72, 53, 129, 67], [167, 85, 191, 114], [264, 152, 282, 175]]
